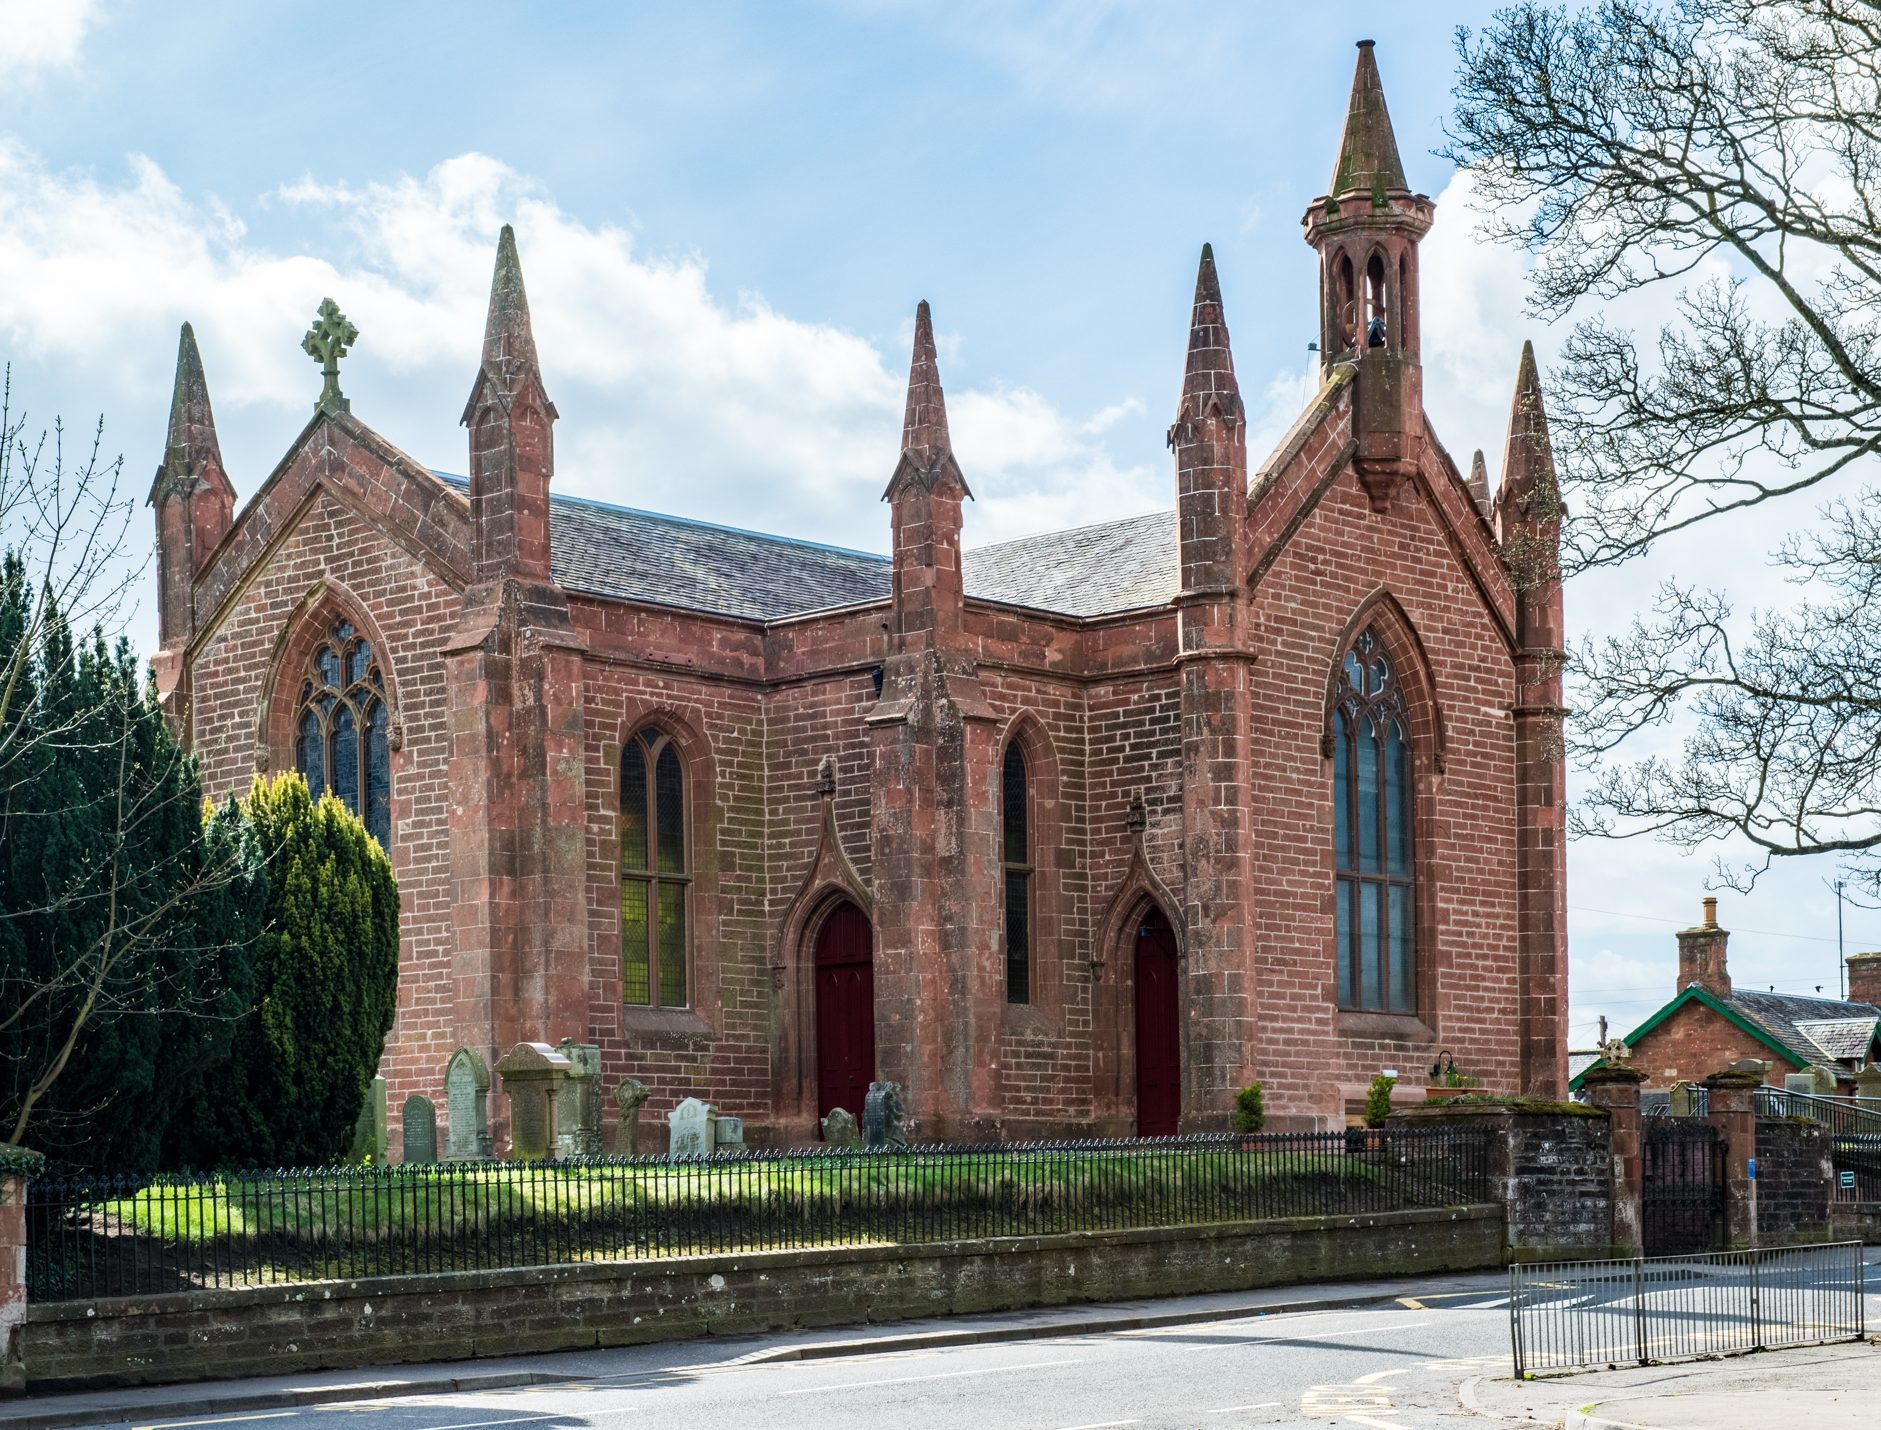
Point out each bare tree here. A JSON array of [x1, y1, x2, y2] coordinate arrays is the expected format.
[[1448, 1, 1881, 889], [0, 372, 252, 1162]]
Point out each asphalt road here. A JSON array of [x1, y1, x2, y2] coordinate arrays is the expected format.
[[84, 1290, 1521, 1430]]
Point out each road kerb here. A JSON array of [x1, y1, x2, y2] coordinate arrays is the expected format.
[[0, 1287, 1427, 1429]]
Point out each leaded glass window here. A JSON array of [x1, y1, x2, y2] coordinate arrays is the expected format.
[[621, 729, 689, 1008], [1002, 740, 1031, 1005], [1332, 629, 1414, 1014], [294, 619, 391, 849]]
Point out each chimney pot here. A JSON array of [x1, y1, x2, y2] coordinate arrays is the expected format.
[[1678, 898, 1731, 999], [1847, 951, 1881, 1008]]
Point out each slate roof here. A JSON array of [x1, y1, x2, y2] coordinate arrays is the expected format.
[[1724, 989, 1881, 1068], [962, 510, 1179, 618], [433, 474, 1178, 622]]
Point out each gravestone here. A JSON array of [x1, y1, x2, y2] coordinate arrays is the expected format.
[[716, 1116, 745, 1154], [1667, 1081, 1703, 1118], [347, 1075, 388, 1163], [555, 1039, 603, 1159], [1805, 1063, 1841, 1095], [612, 1079, 650, 1156], [494, 1042, 572, 1161], [862, 1081, 906, 1150], [444, 1047, 493, 1160], [401, 1094, 438, 1164], [668, 1097, 718, 1161], [821, 1107, 860, 1148], [1858, 1064, 1881, 1110], [1784, 1071, 1819, 1097]]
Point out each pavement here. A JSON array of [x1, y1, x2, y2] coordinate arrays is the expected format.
[[1465, 1339, 1881, 1428]]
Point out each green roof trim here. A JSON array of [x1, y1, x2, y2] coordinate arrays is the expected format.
[[1568, 984, 1818, 1092]]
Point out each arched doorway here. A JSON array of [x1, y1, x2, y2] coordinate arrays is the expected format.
[[1134, 907, 1181, 1137], [814, 901, 876, 1125]]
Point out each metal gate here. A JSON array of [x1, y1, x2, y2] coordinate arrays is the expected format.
[[1642, 1120, 1724, 1254]]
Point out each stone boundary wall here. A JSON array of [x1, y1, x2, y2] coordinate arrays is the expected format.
[[1830, 1202, 1881, 1244], [20, 1206, 1502, 1390], [1392, 1103, 1614, 1260], [1755, 1118, 1834, 1246]]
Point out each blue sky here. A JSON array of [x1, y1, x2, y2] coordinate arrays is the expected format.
[[2, 1, 1871, 1057]]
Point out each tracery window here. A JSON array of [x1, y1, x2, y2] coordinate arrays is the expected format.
[[621, 728, 689, 1008], [1002, 740, 1031, 1005], [1332, 629, 1414, 1014], [295, 619, 391, 849]]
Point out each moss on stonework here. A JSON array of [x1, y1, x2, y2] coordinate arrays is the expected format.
[[0, 1147, 46, 1179], [1418, 1095, 1604, 1117]]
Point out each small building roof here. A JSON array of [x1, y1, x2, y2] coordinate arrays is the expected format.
[[433, 474, 1179, 622], [1571, 984, 1881, 1091]]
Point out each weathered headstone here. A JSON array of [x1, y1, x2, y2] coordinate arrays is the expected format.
[[444, 1047, 493, 1160], [667, 1096, 718, 1160], [1806, 1063, 1841, 1095], [862, 1081, 906, 1150], [1667, 1081, 1703, 1118], [821, 1107, 860, 1147], [347, 1075, 388, 1163], [1784, 1071, 1819, 1097], [494, 1042, 572, 1161], [716, 1116, 745, 1153], [401, 1093, 438, 1164], [611, 1079, 650, 1156], [555, 1039, 603, 1159], [1857, 1064, 1881, 1110]]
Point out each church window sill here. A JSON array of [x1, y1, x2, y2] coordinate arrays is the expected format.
[[1336, 1010, 1437, 1044], [619, 1005, 714, 1044]]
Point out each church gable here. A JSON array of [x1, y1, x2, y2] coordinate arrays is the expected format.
[[192, 411, 472, 644]]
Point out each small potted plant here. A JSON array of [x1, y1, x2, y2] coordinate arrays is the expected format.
[[1233, 1082, 1265, 1146]]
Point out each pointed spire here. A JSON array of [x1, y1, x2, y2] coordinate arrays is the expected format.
[[163, 321, 223, 479], [902, 299, 950, 458], [1468, 448, 1491, 510], [1329, 40, 1408, 198], [482, 223, 540, 379], [1177, 243, 1241, 424], [1500, 340, 1556, 501], [885, 300, 969, 500]]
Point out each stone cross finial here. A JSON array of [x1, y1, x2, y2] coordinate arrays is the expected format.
[[302, 298, 359, 415]]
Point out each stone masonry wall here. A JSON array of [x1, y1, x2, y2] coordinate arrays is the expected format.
[[20, 1206, 1502, 1390], [1755, 1118, 1833, 1246], [1247, 393, 1526, 1124], [189, 485, 461, 1150], [1629, 1003, 1801, 1092]]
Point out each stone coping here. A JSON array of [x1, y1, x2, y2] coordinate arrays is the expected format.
[[27, 1203, 1500, 1324]]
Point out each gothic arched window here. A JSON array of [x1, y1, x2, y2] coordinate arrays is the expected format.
[[1002, 740, 1031, 1004], [1332, 629, 1414, 1014], [621, 728, 689, 1008], [1365, 251, 1389, 349], [295, 619, 391, 849]]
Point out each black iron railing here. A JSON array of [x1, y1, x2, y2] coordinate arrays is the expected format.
[[27, 1127, 1490, 1301], [1753, 1087, 1881, 1200], [1510, 1242, 1867, 1377]]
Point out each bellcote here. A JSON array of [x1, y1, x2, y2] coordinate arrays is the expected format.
[[1302, 41, 1435, 510], [1302, 40, 1434, 369]]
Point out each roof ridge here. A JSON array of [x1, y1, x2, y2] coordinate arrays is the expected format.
[[964, 506, 1174, 556], [430, 470, 890, 565]]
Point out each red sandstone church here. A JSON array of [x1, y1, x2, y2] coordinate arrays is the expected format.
[[147, 43, 1568, 1145]]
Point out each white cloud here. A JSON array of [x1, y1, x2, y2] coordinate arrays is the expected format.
[[0, 0, 100, 80], [0, 143, 1152, 572]]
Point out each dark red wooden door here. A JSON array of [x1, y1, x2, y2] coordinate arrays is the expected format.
[[815, 902, 876, 1126], [1134, 908, 1181, 1137]]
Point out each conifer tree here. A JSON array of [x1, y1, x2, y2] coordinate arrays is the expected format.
[[181, 774, 398, 1168]]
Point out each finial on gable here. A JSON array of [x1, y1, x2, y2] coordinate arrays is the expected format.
[[302, 298, 358, 416]]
